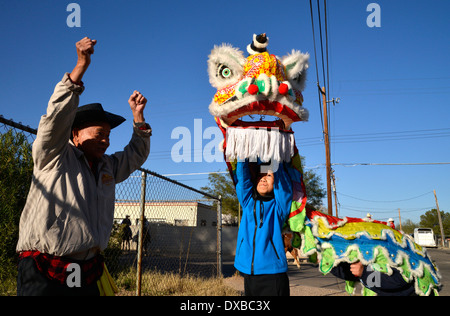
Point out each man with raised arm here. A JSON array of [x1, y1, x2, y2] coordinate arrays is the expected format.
[[16, 37, 152, 296]]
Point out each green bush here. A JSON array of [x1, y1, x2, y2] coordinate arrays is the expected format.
[[0, 130, 33, 294]]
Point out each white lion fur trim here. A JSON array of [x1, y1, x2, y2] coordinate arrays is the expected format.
[[281, 50, 310, 91], [246, 44, 260, 55], [246, 34, 270, 55], [207, 44, 246, 89], [225, 127, 295, 163]]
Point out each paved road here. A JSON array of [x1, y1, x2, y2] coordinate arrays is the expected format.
[[428, 248, 450, 295], [224, 248, 450, 296]]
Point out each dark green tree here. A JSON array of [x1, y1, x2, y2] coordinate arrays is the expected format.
[[0, 130, 33, 283], [201, 171, 239, 217], [302, 165, 326, 210], [401, 219, 419, 235], [201, 156, 326, 218], [420, 209, 450, 235]]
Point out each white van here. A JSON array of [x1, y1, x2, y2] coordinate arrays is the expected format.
[[413, 228, 437, 248]]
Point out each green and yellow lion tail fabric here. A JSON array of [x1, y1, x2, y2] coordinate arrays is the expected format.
[[300, 208, 441, 296]]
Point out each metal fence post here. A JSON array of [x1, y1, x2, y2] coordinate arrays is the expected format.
[[216, 195, 222, 277], [136, 170, 147, 296]]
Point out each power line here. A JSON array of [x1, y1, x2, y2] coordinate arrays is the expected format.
[[337, 191, 433, 203], [308, 0, 324, 132], [324, 0, 330, 104], [333, 162, 450, 167], [340, 204, 433, 211], [316, 0, 327, 97], [303, 162, 450, 169], [295, 127, 450, 146], [340, 206, 435, 214], [161, 160, 450, 177], [143, 126, 450, 160], [163, 171, 228, 177], [338, 77, 450, 83], [308, 0, 336, 216], [329, 127, 450, 138]]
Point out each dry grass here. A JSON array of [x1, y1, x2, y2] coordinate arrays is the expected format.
[[2, 267, 240, 296], [114, 268, 241, 296]]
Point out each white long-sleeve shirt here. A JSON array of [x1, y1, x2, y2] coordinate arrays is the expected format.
[[16, 73, 151, 259]]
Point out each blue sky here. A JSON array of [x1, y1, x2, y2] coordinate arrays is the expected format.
[[1, 0, 449, 224]]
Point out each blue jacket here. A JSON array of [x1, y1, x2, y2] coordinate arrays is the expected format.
[[234, 160, 293, 275]]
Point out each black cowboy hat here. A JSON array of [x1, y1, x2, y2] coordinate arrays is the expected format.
[[72, 103, 125, 129]]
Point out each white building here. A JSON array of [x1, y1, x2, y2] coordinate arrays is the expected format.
[[114, 201, 218, 227]]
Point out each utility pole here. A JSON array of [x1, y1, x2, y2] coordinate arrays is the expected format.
[[398, 208, 402, 231], [433, 190, 445, 248], [321, 86, 333, 216], [217, 195, 222, 277], [331, 170, 338, 217]]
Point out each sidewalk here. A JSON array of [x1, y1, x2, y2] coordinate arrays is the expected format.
[[223, 261, 351, 296], [224, 274, 349, 296]]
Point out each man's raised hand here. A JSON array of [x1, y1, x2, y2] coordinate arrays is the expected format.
[[70, 37, 97, 84], [76, 37, 97, 66], [128, 90, 147, 123]]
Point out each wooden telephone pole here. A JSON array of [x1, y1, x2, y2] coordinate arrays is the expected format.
[[434, 190, 445, 248], [321, 86, 333, 216], [332, 170, 339, 218]]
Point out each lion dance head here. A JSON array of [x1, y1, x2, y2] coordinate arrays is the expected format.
[[208, 33, 309, 164], [208, 33, 309, 132]]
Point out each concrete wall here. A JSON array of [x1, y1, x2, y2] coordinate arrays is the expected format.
[[127, 225, 238, 256], [114, 202, 218, 227]]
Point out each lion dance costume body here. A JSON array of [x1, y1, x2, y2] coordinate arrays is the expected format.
[[207, 33, 440, 296]]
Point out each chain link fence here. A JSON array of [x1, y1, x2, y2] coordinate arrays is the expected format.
[[0, 116, 223, 296], [111, 169, 223, 295]]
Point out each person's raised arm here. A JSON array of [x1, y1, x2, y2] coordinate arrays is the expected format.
[[110, 91, 151, 183], [235, 160, 254, 208], [273, 162, 293, 216], [69, 37, 97, 84], [33, 37, 96, 170]]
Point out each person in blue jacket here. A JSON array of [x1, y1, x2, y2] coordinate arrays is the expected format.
[[234, 159, 293, 296]]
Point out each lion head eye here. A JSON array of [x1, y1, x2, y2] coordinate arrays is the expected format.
[[218, 65, 232, 79], [207, 44, 246, 89]]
